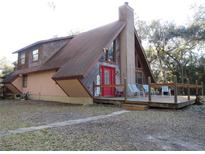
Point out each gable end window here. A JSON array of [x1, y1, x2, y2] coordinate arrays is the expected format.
[[104, 40, 116, 63], [32, 49, 39, 61], [19, 53, 25, 65], [136, 71, 144, 84]]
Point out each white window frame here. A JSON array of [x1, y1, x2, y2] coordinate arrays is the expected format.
[[104, 70, 110, 85], [32, 49, 39, 61], [20, 53, 25, 65]]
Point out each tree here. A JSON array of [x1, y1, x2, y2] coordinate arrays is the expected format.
[[136, 20, 183, 82], [0, 57, 14, 77], [193, 4, 205, 33], [135, 17, 205, 83]]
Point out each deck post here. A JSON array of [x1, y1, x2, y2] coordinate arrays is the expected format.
[[174, 75, 178, 103], [148, 76, 151, 102], [187, 78, 190, 100], [196, 80, 198, 96], [93, 81, 95, 98], [201, 81, 204, 96], [124, 78, 127, 102]]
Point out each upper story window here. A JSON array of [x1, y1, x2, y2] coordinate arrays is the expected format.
[[32, 49, 39, 61], [105, 40, 116, 63], [19, 53, 25, 65]]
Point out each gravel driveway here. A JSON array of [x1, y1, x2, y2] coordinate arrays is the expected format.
[[0, 100, 204, 150]]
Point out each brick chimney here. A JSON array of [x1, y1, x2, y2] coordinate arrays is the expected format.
[[119, 2, 136, 85]]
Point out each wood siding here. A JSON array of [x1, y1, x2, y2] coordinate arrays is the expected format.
[[56, 79, 90, 97], [16, 40, 68, 70], [135, 37, 150, 84]]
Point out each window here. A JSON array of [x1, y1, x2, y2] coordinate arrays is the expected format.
[[22, 75, 28, 88], [105, 40, 116, 62], [104, 70, 110, 85], [136, 71, 143, 84], [32, 49, 39, 61], [19, 53, 25, 65]]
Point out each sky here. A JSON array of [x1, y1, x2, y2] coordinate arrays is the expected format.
[[0, 0, 204, 63]]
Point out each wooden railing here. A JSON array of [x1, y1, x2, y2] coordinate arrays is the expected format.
[[148, 76, 204, 103], [92, 76, 204, 103], [150, 83, 203, 88], [92, 78, 128, 101]]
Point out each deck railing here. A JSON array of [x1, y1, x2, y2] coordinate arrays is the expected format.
[[92, 78, 128, 101], [93, 76, 203, 103], [148, 76, 203, 103]]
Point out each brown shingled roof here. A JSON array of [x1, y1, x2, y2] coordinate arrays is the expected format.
[[4, 20, 156, 85], [4, 21, 126, 83], [43, 21, 126, 79], [3, 72, 18, 83], [3, 66, 42, 83]]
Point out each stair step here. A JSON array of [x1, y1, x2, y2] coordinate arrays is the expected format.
[[122, 104, 149, 111], [124, 101, 148, 105]]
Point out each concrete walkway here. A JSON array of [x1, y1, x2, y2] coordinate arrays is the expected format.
[[0, 110, 129, 137]]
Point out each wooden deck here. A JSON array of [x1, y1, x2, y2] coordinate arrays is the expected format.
[[94, 95, 196, 109]]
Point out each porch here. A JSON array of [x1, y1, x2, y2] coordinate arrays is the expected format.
[[93, 76, 204, 110], [94, 95, 196, 109]]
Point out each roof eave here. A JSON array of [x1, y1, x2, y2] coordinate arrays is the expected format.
[[52, 75, 84, 81], [12, 36, 74, 54]]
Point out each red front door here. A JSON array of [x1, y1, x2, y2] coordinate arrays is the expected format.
[[101, 66, 115, 97]]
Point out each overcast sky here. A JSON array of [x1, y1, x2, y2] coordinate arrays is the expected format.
[[0, 0, 204, 63]]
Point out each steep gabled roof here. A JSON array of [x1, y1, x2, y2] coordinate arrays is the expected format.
[[5, 20, 155, 84], [43, 21, 126, 79], [4, 21, 126, 83]]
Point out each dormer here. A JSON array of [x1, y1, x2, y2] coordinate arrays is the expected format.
[[13, 36, 73, 70]]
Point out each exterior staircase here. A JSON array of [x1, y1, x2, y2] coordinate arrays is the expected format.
[[122, 101, 149, 111]]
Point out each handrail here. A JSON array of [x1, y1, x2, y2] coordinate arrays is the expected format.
[[92, 79, 127, 99], [148, 76, 203, 103], [150, 82, 175, 88], [92, 76, 203, 104], [94, 84, 124, 88], [150, 83, 202, 89]]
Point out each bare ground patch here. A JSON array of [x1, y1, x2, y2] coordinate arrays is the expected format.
[[0, 100, 120, 131], [0, 99, 205, 150]]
